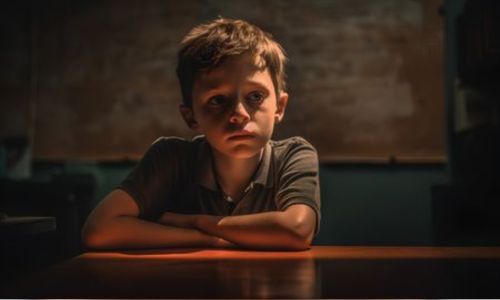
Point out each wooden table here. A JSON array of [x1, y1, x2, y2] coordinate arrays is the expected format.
[[1, 246, 500, 298]]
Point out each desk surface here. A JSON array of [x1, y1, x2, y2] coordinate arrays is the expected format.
[[2, 246, 500, 298]]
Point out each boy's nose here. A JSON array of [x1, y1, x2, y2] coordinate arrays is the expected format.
[[229, 101, 250, 124]]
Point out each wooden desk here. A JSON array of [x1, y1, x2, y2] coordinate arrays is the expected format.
[[1, 246, 500, 298]]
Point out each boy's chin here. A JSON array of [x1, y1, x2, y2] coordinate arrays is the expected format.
[[218, 144, 264, 159]]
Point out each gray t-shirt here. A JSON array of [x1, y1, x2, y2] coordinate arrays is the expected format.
[[117, 135, 321, 234]]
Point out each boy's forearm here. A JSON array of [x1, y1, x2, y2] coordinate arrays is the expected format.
[[82, 216, 223, 250], [196, 212, 310, 250]]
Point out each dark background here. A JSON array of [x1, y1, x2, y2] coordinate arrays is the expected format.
[[1, 0, 499, 275], [1, 0, 445, 162]]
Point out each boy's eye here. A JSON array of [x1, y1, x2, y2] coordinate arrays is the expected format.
[[246, 91, 266, 104], [207, 95, 228, 106]]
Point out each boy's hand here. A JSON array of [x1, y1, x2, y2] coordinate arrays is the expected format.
[[157, 212, 199, 229], [157, 212, 236, 248], [211, 236, 237, 248]]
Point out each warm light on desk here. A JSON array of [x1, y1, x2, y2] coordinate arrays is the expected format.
[[81, 246, 500, 260], [3, 246, 500, 298], [82, 247, 315, 260]]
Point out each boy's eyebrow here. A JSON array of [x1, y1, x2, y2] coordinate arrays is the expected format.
[[199, 80, 226, 91], [245, 80, 270, 91]]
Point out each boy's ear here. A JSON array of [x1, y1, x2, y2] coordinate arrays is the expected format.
[[179, 104, 199, 130], [275, 92, 289, 124]]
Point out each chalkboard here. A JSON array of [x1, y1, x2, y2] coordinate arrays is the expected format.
[[28, 0, 444, 162]]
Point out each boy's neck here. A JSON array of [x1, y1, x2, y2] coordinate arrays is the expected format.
[[211, 148, 263, 201]]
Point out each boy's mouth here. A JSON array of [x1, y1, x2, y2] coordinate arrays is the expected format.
[[228, 130, 256, 140]]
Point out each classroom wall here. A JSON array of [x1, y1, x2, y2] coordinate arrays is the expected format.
[[317, 164, 448, 245], [1, 0, 445, 162]]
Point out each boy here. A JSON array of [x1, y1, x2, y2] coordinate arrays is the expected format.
[[82, 18, 320, 250]]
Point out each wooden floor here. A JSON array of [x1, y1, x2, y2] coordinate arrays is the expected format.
[[1, 246, 500, 298]]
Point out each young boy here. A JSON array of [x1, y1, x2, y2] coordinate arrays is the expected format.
[[82, 18, 320, 250]]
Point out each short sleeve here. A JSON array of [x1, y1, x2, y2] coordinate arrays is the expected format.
[[117, 137, 182, 220], [275, 138, 321, 235]]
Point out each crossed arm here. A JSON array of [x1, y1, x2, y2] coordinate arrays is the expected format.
[[82, 189, 316, 251]]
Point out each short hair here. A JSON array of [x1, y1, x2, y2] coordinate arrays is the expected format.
[[176, 18, 287, 107]]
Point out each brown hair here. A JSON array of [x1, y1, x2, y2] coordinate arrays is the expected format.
[[176, 18, 287, 107]]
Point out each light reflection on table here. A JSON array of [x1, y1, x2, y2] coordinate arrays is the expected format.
[[2, 246, 500, 298]]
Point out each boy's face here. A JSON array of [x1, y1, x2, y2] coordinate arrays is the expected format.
[[181, 52, 288, 159]]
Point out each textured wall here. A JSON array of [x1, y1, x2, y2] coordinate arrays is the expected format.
[[1, 0, 445, 162]]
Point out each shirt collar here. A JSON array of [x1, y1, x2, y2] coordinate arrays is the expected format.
[[196, 137, 273, 191], [253, 141, 272, 187]]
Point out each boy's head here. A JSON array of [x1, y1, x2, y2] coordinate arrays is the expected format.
[[176, 17, 287, 107], [176, 18, 289, 159]]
